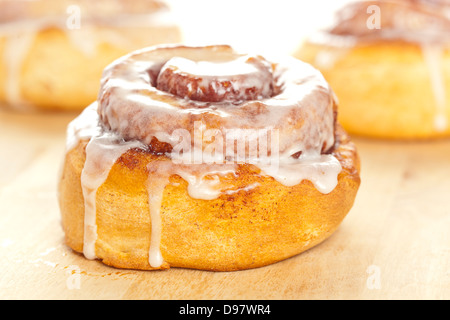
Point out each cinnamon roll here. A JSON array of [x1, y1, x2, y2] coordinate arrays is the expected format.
[[58, 44, 361, 271], [0, 0, 180, 111], [296, 0, 450, 139]]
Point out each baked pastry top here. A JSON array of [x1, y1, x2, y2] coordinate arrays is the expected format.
[[59, 44, 361, 271]]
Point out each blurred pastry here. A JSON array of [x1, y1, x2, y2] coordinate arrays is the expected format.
[[296, 0, 450, 139], [0, 0, 181, 111], [58, 44, 361, 271]]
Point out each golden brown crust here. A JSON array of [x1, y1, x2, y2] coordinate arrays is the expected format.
[[296, 40, 450, 139], [58, 125, 360, 271]]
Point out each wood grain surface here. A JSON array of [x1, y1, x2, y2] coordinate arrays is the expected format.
[[0, 107, 449, 300]]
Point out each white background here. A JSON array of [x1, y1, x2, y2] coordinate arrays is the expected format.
[[166, 0, 352, 56]]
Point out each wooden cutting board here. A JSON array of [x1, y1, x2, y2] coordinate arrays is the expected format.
[[0, 107, 449, 300]]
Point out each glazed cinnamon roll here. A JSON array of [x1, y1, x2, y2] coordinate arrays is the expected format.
[[296, 0, 450, 139], [58, 44, 361, 271], [0, 0, 180, 111]]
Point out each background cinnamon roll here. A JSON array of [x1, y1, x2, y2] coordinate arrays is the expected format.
[[295, 0, 450, 139], [0, 0, 180, 111], [58, 44, 361, 271]]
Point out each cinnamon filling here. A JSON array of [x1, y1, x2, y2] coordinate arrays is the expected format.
[[155, 55, 275, 102]]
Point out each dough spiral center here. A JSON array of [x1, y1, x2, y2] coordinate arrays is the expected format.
[[155, 55, 274, 102]]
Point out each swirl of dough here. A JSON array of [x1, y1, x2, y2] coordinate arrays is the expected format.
[[155, 55, 274, 102], [98, 44, 336, 159]]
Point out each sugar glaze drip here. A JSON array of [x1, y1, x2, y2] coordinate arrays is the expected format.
[[65, 99, 342, 268], [64, 44, 343, 268]]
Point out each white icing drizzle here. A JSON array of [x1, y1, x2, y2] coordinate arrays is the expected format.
[[3, 31, 35, 108], [98, 45, 336, 159], [422, 44, 448, 132], [65, 102, 342, 268], [63, 44, 344, 268], [81, 132, 144, 260], [66, 104, 101, 151], [145, 162, 238, 268], [67, 103, 145, 260], [146, 170, 168, 268], [259, 155, 342, 194], [174, 165, 238, 200]]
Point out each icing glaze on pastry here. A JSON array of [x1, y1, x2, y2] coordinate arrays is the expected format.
[[65, 45, 343, 268]]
